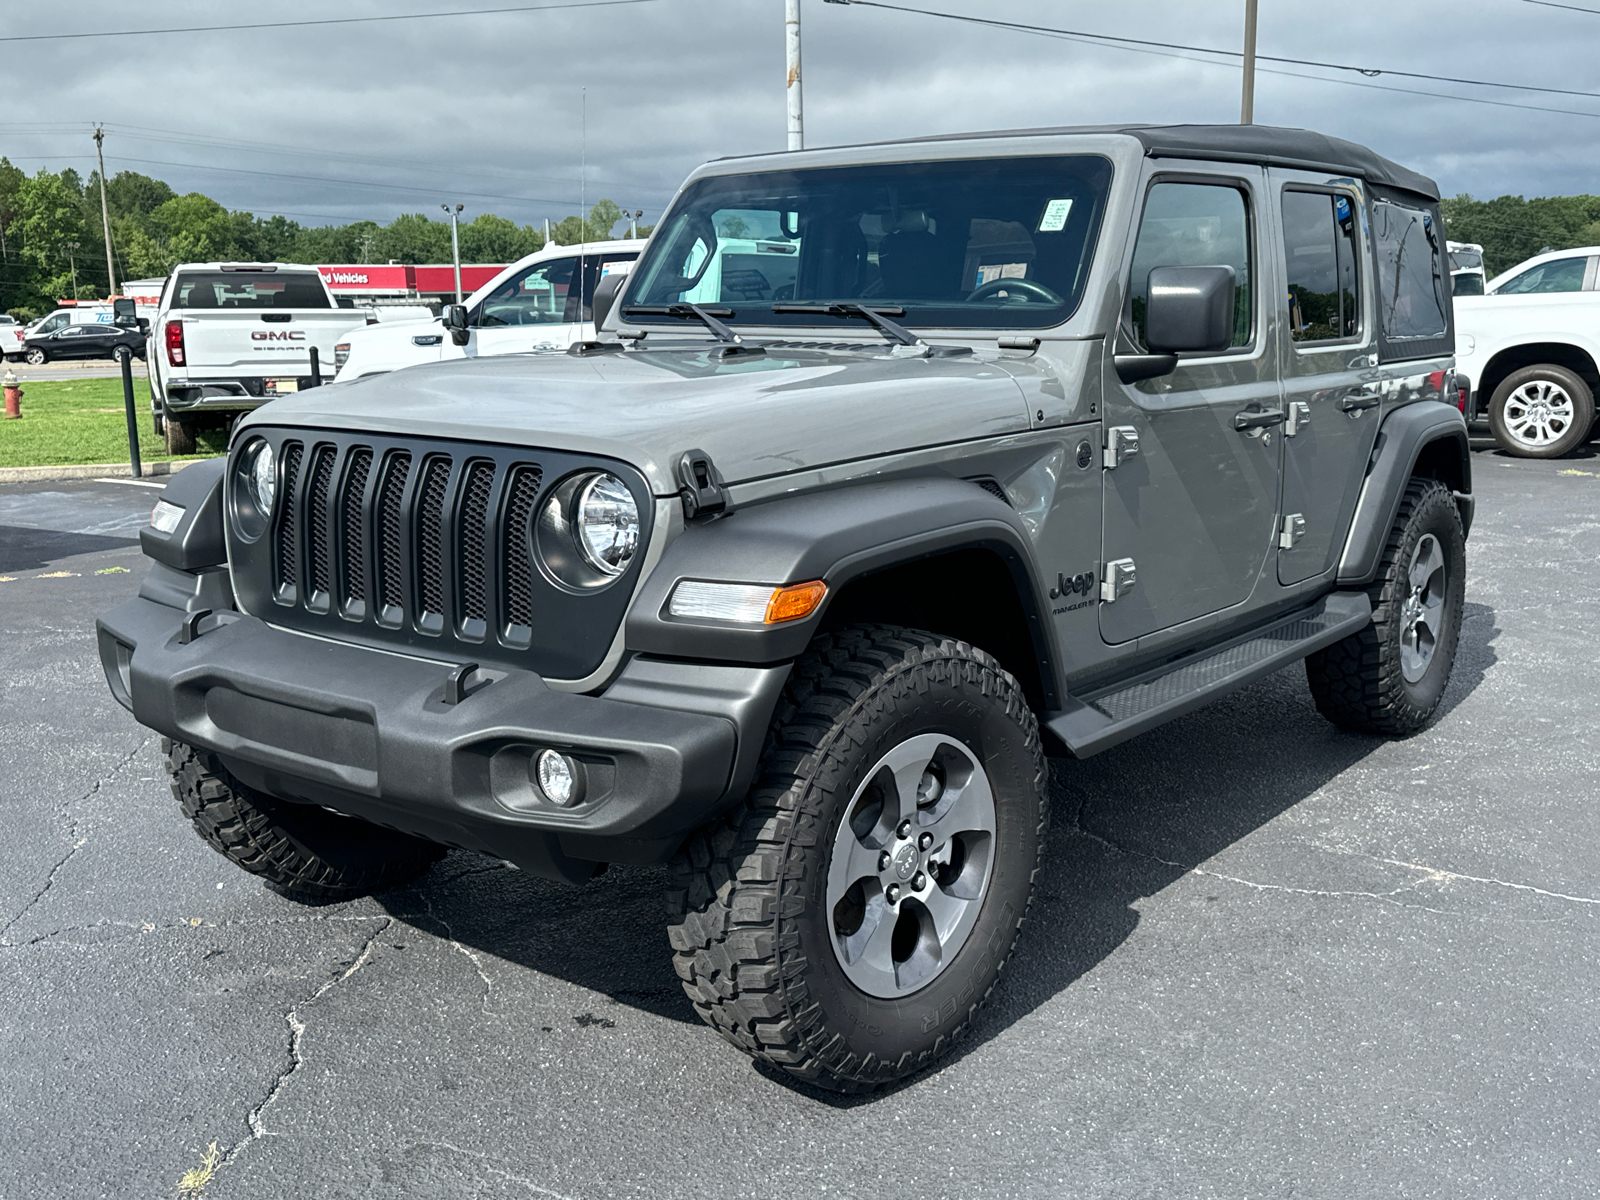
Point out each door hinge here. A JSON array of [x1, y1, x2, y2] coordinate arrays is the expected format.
[[1103, 426, 1140, 469], [1286, 401, 1311, 437], [1279, 513, 1306, 549], [677, 448, 731, 521], [1100, 558, 1137, 602]]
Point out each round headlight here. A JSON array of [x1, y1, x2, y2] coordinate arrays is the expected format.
[[246, 440, 277, 515], [575, 473, 639, 576]]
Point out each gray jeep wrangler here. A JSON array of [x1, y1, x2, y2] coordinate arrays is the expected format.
[[97, 124, 1471, 1092]]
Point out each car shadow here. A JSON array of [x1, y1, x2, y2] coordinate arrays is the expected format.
[[377, 602, 1499, 1101], [0, 525, 139, 573]]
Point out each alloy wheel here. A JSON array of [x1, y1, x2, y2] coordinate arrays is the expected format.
[[1399, 533, 1447, 683], [1502, 379, 1576, 450]]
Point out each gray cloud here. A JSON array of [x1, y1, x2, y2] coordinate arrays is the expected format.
[[6, 0, 1599, 230]]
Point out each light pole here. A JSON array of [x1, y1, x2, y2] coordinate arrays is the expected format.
[[65, 241, 80, 300], [630, 209, 644, 238], [441, 203, 465, 303], [1241, 0, 1259, 124], [786, 0, 804, 150]]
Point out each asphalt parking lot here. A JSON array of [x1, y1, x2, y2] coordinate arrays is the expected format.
[[1, 445, 1596, 1200]]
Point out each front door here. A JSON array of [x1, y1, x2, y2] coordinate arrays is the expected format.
[[1273, 172, 1383, 585], [1099, 170, 1283, 645]]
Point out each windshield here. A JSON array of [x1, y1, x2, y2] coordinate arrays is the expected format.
[[170, 270, 331, 310], [627, 155, 1112, 329]]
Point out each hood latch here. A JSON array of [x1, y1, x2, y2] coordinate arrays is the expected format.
[[678, 449, 731, 522]]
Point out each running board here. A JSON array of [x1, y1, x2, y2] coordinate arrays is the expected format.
[[1046, 591, 1371, 758]]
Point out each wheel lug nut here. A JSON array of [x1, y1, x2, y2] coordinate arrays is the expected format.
[[913, 872, 926, 890], [878, 851, 891, 871], [886, 884, 901, 904], [897, 820, 912, 839], [918, 832, 933, 850]]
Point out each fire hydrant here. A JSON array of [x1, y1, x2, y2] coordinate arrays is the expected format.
[[2, 369, 20, 420]]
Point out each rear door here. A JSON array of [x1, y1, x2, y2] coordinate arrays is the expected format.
[[1099, 167, 1283, 645], [1273, 172, 1383, 585]]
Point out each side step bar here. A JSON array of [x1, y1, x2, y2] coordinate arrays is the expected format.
[[1046, 591, 1372, 758]]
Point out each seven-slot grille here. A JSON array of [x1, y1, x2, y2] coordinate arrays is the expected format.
[[270, 439, 544, 645]]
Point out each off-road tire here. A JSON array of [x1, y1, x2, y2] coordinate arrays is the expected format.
[[164, 738, 445, 902], [1488, 364, 1595, 458], [666, 626, 1048, 1092], [165, 414, 196, 456], [1306, 479, 1465, 735]]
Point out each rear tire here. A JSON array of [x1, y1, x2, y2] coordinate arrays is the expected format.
[[112, 345, 132, 364], [165, 739, 445, 903], [666, 626, 1048, 1092], [1488, 364, 1594, 458], [1306, 479, 1465, 735], [165, 414, 196, 455]]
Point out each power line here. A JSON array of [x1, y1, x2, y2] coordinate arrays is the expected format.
[[1522, 0, 1600, 12], [823, 0, 1600, 105], [0, 0, 664, 44]]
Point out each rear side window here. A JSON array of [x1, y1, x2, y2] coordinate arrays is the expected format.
[[1495, 257, 1588, 295], [1372, 201, 1448, 340], [1128, 181, 1254, 351], [171, 271, 331, 310], [1282, 190, 1362, 342]]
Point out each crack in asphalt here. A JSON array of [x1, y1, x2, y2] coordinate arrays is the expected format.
[[0, 910, 432, 951], [220, 917, 394, 1172], [400, 1141, 582, 1199], [0, 737, 148, 941], [421, 892, 501, 1017]]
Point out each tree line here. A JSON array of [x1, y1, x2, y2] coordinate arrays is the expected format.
[[1440, 193, 1600, 278], [0, 159, 647, 320]]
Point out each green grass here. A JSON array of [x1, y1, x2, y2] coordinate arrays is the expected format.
[[0, 378, 227, 468]]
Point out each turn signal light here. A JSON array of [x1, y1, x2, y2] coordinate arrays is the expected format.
[[765, 580, 827, 624]]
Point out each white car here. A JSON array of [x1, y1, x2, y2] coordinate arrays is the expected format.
[[333, 240, 645, 381], [1454, 245, 1600, 457]]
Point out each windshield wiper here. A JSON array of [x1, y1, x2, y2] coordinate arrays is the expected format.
[[622, 303, 744, 344], [770, 302, 922, 347]]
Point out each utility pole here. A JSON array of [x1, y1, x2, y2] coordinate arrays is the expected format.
[[441, 203, 465, 303], [786, 0, 803, 150], [1240, 0, 1258, 124], [66, 242, 80, 299], [92, 125, 117, 295]]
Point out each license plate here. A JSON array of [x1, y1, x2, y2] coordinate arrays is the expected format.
[[264, 378, 299, 394]]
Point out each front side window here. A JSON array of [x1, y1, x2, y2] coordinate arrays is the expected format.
[[1127, 181, 1254, 351], [477, 253, 638, 326], [627, 155, 1113, 329], [1281, 189, 1361, 342], [171, 271, 331, 310], [1495, 257, 1587, 295], [1372, 201, 1448, 340]]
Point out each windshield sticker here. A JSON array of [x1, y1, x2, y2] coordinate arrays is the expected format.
[[976, 263, 1030, 286], [1038, 198, 1074, 232]]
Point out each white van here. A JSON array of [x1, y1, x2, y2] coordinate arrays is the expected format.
[[333, 240, 645, 380]]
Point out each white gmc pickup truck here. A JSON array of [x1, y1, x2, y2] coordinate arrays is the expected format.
[[1455, 245, 1600, 457], [149, 263, 367, 453]]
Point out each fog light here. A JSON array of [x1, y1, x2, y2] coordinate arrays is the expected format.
[[536, 749, 579, 806]]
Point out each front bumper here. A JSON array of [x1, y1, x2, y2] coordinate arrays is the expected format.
[[98, 595, 780, 879]]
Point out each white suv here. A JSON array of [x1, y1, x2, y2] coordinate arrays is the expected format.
[[334, 240, 645, 381]]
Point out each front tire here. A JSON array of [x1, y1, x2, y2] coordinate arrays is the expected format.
[[165, 739, 445, 902], [1488, 364, 1595, 458], [24, 348, 45, 366], [666, 626, 1048, 1092], [1306, 479, 1466, 735]]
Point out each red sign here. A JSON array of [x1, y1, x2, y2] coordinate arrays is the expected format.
[[317, 265, 414, 296], [411, 264, 504, 295]]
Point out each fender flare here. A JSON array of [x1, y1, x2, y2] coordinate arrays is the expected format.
[[625, 477, 1063, 706], [1337, 400, 1472, 586]]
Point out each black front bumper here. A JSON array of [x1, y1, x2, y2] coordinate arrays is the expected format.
[[98, 595, 785, 880]]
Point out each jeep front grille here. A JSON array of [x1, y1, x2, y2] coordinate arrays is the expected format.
[[239, 430, 648, 680]]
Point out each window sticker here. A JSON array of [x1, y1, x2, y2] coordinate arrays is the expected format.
[[1037, 198, 1074, 232], [976, 263, 1030, 286], [1335, 195, 1351, 222]]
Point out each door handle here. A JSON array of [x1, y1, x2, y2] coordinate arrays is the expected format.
[[1234, 407, 1287, 432], [1340, 392, 1382, 413]]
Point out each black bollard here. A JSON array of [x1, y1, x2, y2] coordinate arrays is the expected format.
[[120, 351, 142, 480], [308, 344, 321, 388]]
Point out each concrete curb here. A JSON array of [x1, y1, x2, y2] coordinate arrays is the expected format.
[[0, 457, 218, 484]]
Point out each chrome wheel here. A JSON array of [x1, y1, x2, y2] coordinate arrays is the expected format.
[[23, 348, 44, 366], [1502, 379, 1576, 450], [1400, 533, 1446, 683], [826, 733, 996, 999]]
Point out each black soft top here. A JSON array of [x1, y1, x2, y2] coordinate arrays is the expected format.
[[886, 123, 1439, 202]]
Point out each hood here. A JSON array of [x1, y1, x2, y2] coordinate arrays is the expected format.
[[243, 343, 1045, 494]]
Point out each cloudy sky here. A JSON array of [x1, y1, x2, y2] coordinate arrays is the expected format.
[[5, 0, 1598, 230]]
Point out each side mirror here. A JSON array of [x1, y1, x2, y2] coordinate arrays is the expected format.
[[591, 272, 629, 330], [442, 304, 470, 347], [1144, 265, 1236, 354], [112, 297, 139, 328]]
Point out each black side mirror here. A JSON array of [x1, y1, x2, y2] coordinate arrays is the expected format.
[[591, 272, 629, 330], [112, 297, 139, 328], [1144, 265, 1236, 354], [442, 303, 470, 346]]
